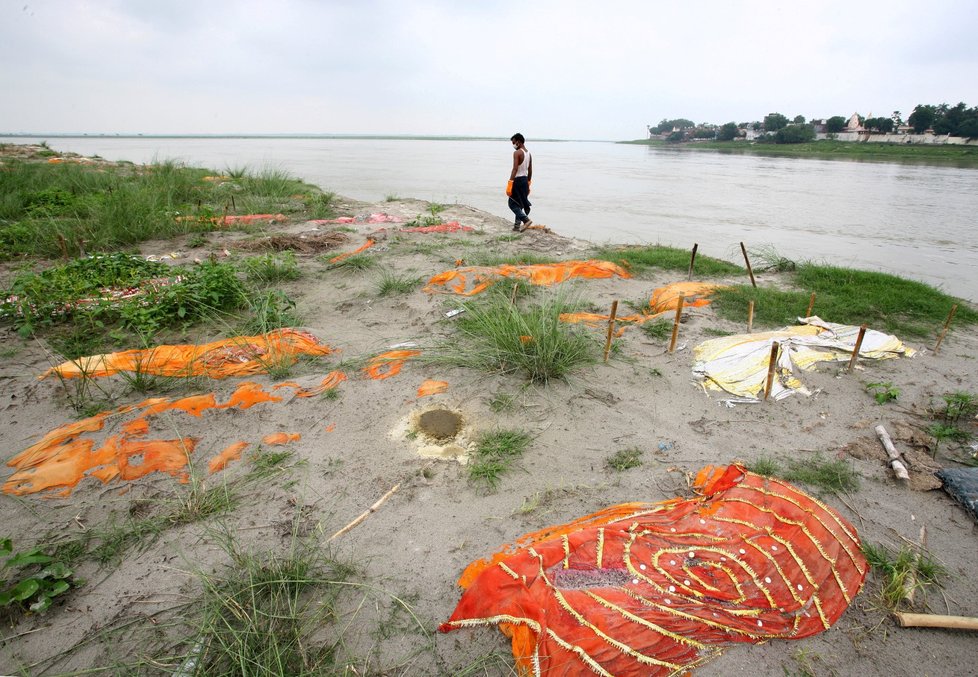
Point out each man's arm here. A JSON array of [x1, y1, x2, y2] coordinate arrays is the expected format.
[[527, 155, 532, 182]]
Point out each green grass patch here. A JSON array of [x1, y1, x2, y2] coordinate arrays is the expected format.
[[862, 541, 947, 611], [468, 429, 531, 491], [430, 290, 598, 383], [712, 263, 978, 338], [189, 540, 360, 675], [593, 244, 743, 276], [606, 448, 643, 472], [240, 251, 301, 285], [469, 252, 560, 267], [748, 455, 860, 494], [0, 156, 324, 259], [1, 254, 248, 342], [376, 268, 422, 296]]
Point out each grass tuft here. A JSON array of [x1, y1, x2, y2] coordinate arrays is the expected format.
[[593, 244, 743, 276], [606, 448, 643, 472], [468, 429, 531, 492], [431, 290, 597, 383], [712, 263, 978, 338], [747, 455, 860, 494]]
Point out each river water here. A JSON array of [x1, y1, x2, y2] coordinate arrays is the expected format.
[[4, 136, 976, 302]]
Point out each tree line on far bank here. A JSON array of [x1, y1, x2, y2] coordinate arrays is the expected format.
[[648, 102, 978, 144]]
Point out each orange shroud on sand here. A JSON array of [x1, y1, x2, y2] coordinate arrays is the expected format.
[[560, 281, 724, 334], [424, 260, 631, 296], [440, 464, 867, 676], [40, 329, 335, 381]]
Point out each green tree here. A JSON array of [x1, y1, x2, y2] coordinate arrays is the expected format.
[[864, 117, 894, 133], [793, 115, 806, 124], [651, 118, 695, 134], [826, 116, 847, 133], [763, 113, 790, 132], [908, 105, 936, 133], [717, 122, 739, 141], [775, 124, 816, 144], [666, 131, 685, 143]]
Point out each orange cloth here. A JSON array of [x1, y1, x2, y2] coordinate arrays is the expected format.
[[561, 281, 725, 334], [424, 260, 631, 296], [400, 221, 473, 234], [40, 329, 335, 381], [417, 379, 449, 397], [363, 350, 421, 380], [328, 239, 375, 264], [441, 464, 867, 676]]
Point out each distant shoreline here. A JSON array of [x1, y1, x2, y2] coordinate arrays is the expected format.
[[621, 138, 978, 166]]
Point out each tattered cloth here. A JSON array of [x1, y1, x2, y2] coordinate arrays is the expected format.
[[561, 281, 724, 333], [40, 329, 335, 380], [693, 316, 916, 400], [424, 260, 631, 296], [440, 464, 867, 676], [937, 467, 978, 521]]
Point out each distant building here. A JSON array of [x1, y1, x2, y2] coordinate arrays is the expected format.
[[845, 113, 864, 131]]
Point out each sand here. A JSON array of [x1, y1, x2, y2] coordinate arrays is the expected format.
[[1, 192, 977, 675]]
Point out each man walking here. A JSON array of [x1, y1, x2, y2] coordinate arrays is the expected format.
[[507, 133, 533, 232]]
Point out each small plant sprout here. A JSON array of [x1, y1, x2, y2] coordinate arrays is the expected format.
[[606, 448, 643, 472], [1, 538, 78, 614], [468, 429, 531, 492], [866, 381, 900, 405]]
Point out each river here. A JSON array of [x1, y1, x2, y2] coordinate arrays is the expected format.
[[4, 136, 976, 302]]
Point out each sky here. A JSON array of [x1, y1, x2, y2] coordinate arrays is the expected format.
[[2, 0, 977, 141]]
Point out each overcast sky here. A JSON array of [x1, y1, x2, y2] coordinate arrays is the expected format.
[[2, 0, 976, 140]]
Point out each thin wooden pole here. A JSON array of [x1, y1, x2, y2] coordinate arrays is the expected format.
[[230, 194, 236, 211], [687, 243, 699, 281], [933, 304, 958, 354], [57, 234, 69, 260], [328, 483, 400, 542], [668, 295, 686, 353], [603, 300, 619, 363], [847, 324, 868, 373], [740, 242, 757, 287], [805, 292, 816, 318], [747, 300, 755, 333], [764, 341, 779, 400], [894, 612, 978, 631], [509, 282, 519, 304]]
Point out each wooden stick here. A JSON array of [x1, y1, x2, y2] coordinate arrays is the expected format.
[[874, 424, 910, 481], [805, 292, 816, 318], [668, 295, 685, 353], [747, 300, 755, 333], [56, 234, 69, 259], [687, 243, 698, 281], [933, 304, 958, 354], [902, 525, 928, 604], [894, 612, 978, 631], [509, 282, 519, 304], [847, 324, 868, 373], [740, 242, 757, 287], [603, 300, 619, 363], [763, 341, 779, 400], [230, 194, 236, 211], [327, 483, 400, 542]]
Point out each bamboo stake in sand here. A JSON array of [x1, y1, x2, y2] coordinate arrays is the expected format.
[[57, 234, 69, 260], [509, 282, 519, 305], [603, 300, 619, 363], [874, 424, 910, 481], [740, 242, 757, 288], [806, 292, 816, 318], [328, 483, 400, 542], [668, 295, 686, 353], [747, 300, 755, 333], [933, 304, 958, 354], [847, 324, 868, 373], [764, 341, 779, 400], [687, 243, 698, 281], [894, 612, 978, 631]]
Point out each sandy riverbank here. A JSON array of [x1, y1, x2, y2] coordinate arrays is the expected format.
[[1, 179, 976, 674]]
